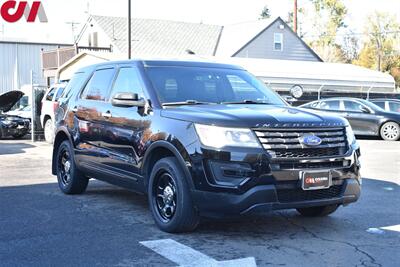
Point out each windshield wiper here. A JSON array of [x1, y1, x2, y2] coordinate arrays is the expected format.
[[162, 100, 213, 107], [221, 100, 271, 105]]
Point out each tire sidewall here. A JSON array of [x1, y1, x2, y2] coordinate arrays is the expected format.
[[148, 158, 194, 232], [380, 122, 400, 141], [56, 141, 75, 193]]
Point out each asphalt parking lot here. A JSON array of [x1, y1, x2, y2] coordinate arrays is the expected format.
[[0, 138, 399, 267]]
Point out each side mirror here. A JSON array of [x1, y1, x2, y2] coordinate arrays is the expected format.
[[111, 92, 145, 108]]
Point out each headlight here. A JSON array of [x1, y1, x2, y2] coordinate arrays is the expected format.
[[346, 125, 356, 145], [194, 124, 261, 149], [2, 120, 13, 126]]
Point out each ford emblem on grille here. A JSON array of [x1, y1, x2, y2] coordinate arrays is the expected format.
[[301, 134, 322, 146]]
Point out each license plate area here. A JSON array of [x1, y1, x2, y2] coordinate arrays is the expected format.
[[301, 170, 332, 190]]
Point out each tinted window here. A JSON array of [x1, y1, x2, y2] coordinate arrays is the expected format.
[[320, 100, 340, 110], [389, 102, 400, 113], [45, 88, 55, 101], [372, 101, 385, 109], [62, 72, 87, 99], [55, 87, 65, 101], [145, 66, 285, 105], [81, 68, 115, 101], [344, 101, 364, 112], [110, 68, 144, 98]]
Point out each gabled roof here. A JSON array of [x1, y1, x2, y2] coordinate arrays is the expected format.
[[215, 18, 276, 57], [88, 16, 222, 56], [77, 16, 322, 61]]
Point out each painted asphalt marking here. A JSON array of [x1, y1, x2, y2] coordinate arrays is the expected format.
[[140, 239, 257, 267], [367, 224, 400, 234], [381, 224, 400, 233]]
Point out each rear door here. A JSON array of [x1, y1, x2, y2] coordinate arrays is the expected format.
[[99, 65, 151, 180], [73, 67, 116, 174], [343, 100, 379, 135]]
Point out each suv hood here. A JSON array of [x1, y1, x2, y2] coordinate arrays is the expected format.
[[161, 104, 348, 128], [0, 91, 24, 113]]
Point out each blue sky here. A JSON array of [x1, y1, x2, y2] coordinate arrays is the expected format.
[[0, 0, 399, 43]]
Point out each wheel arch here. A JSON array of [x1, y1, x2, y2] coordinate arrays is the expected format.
[[52, 128, 73, 175], [142, 141, 195, 191], [43, 114, 52, 127]]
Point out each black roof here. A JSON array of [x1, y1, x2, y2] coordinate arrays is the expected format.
[[77, 59, 244, 73]]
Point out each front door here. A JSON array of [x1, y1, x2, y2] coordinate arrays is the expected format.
[[99, 65, 152, 181]]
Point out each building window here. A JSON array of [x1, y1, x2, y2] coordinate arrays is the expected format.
[[273, 33, 283, 51]]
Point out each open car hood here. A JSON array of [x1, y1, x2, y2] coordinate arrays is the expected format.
[[0, 91, 24, 113]]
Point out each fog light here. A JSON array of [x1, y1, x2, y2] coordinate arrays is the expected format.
[[208, 161, 255, 187]]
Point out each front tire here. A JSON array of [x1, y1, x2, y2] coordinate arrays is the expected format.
[[56, 140, 88, 194], [148, 157, 199, 233], [380, 122, 400, 141], [296, 204, 339, 217]]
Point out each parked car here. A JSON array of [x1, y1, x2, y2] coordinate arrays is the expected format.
[[7, 105, 32, 120], [41, 83, 67, 143], [300, 97, 400, 141], [52, 60, 361, 233], [370, 99, 400, 113], [0, 91, 30, 139]]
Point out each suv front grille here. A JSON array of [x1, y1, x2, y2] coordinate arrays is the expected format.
[[277, 185, 344, 203], [254, 128, 348, 159]]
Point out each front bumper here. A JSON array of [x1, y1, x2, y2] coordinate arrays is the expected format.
[[192, 178, 360, 216], [188, 144, 361, 216]]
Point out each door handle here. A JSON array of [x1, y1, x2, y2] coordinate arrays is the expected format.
[[71, 106, 78, 113], [102, 111, 112, 118]]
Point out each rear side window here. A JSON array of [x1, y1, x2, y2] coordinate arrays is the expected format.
[[55, 87, 65, 101], [372, 101, 385, 109], [62, 73, 86, 99], [110, 68, 144, 98], [45, 88, 55, 101], [389, 102, 400, 112], [320, 100, 340, 110], [81, 68, 115, 101]]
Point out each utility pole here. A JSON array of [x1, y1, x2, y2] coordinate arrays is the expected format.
[[128, 0, 132, 59], [293, 0, 298, 34]]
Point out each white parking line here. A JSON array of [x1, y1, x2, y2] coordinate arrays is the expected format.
[[140, 239, 257, 267], [367, 224, 400, 234], [381, 224, 400, 233]]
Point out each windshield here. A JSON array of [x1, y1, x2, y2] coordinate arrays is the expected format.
[[145, 66, 286, 106]]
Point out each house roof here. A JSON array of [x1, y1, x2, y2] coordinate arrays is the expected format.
[[77, 16, 322, 61], [215, 18, 275, 57], [224, 57, 395, 90], [89, 16, 222, 56]]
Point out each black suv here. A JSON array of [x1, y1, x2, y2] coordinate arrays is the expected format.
[[52, 60, 361, 233]]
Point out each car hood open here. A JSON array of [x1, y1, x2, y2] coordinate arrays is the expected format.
[[0, 91, 24, 113], [161, 104, 348, 128]]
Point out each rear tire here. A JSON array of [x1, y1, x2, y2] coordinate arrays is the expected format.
[[44, 118, 54, 144], [148, 157, 199, 233], [56, 140, 88, 194], [296, 204, 339, 217], [380, 122, 400, 141]]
